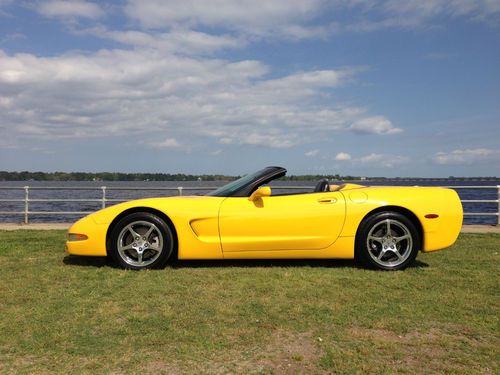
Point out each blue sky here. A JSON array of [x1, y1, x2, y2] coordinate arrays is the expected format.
[[0, 0, 499, 177]]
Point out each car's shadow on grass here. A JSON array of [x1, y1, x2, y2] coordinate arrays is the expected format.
[[63, 255, 429, 270], [168, 259, 429, 269], [171, 259, 357, 269]]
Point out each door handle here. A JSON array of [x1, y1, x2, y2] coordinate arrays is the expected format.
[[317, 198, 337, 203]]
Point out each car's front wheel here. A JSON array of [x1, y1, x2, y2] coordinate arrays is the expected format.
[[109, 212, 174, 270], [356, 212, 420, 270]]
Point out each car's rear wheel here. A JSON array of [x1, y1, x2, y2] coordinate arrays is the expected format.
[[109, 212, 174, 270], [356, 212, 420, 270]]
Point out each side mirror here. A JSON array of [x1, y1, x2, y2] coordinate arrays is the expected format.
[[248, 186, 271, 201]]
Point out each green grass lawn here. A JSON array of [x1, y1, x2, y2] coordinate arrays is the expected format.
[[0, 231, 498, 374]]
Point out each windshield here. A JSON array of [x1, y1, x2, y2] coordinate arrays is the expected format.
[[207, 166, 286, 197], [207, 170, 267, 197]]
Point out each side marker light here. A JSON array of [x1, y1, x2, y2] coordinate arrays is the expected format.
[[68, 233, 88, 241]]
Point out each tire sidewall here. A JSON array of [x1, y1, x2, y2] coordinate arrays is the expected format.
[[109, 212, 174, 270], [356, 212, 420, 271]]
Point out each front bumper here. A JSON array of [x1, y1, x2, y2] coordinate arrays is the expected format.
[[66, 214, 108, 256]]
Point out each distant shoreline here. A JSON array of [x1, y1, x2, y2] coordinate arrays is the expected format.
[[0, 171, 498, 182]]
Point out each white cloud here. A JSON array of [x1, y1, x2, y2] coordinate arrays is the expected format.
[[83, 27, 243, 55], [149, 137, 181, 149], [342, 0, 500, 31], [0, 32, 26, 45], [141, 0, 499, 33], [121, 0, 500, 44], [335, 152, 351, 161], [424, 52, 453, 60], [0, 48, 396, 149], [38, 1, 104, 19], [0, 96, 13, 108], [258, 69, 352, 90], [217, 131, 298, 149], [305, 149, 319, 157], [0, 0, 14, 16], [355, 153, 409, 168], [350, 116, 402, 135], [380, 0, 500, 22], [433, 148, 500, 165], [124, 0, 328, 39]]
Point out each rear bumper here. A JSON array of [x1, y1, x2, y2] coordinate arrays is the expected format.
[[422, 189, 463, 252]]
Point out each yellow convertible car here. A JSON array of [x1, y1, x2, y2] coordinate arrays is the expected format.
[[66, 166, 463, 270]]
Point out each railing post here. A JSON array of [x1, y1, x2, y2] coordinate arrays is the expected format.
[[101, 186, 107, 209], [24, 186, 29, 224], [497, 185, 500, 226], [177, 186, 183, 196]]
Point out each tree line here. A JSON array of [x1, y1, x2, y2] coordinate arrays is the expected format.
[[0, 171, 497, 182], [0, 171, 355, 181], [0, 171, 234, 181]]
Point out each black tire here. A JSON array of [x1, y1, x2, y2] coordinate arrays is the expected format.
[[355, 212, 420, 270], [109, 212, 174, 270]]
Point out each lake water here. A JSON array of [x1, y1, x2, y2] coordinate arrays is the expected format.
[[0, 179, 498, 224]]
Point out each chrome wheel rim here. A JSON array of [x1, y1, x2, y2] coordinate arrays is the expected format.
[[366, 219, 413, 268], [117, 220, 164, 267]]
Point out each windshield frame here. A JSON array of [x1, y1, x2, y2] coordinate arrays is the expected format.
[[207, 166, 287, 197]]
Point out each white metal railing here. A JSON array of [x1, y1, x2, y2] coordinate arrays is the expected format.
[[0, 185, 498, 225]]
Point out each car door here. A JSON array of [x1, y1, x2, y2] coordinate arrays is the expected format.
[[218, 191, 346, 252]]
